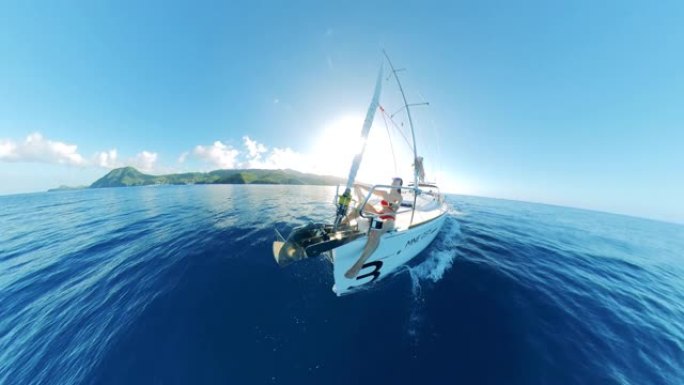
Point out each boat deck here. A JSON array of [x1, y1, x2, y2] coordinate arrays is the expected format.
[[356, 193, 446, 233], [395, 194, 445, 230]]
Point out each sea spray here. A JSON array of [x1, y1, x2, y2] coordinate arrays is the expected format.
[[405, 214, 463, 339], [409, 214, 463, 284]]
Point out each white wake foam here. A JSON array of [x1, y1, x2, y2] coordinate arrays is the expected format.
[[405, 213, 463, 340], [408, 214, 462, 284]]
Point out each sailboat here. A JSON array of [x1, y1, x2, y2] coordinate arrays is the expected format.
[[272, 53, 448, 296]]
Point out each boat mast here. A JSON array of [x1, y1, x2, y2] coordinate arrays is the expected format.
[[333, 64, 384, 230], [383, 51, 419, 225]]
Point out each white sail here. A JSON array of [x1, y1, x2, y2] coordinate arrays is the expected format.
[[333, 64, 384, 228]]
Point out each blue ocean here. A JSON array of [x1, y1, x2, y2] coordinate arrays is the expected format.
[[1, 185, 682, 385]]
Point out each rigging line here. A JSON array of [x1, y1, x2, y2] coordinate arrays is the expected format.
[[380, 105, 398, 175], [380, 108, 413, 150], [383, 50, 418, 227]]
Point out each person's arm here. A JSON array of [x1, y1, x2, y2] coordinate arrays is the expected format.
[[387, 190, 402, 211], [354, 182, 391, 200], [351, 184, 380, 215], [375, 189, 389, 201], [353, 184, 369, 199]]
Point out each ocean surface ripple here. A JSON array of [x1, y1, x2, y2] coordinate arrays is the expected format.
[[1, 185, 682, 385]]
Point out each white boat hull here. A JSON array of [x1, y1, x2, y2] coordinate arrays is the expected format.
[[331, 209, 447, 296]]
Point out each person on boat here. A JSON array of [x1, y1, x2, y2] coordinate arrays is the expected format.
[[341, 178, 400, 226], [345, 177, 403, 279], [414, 156, 425, 184]]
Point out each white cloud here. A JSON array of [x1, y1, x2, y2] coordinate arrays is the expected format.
[[94, 149, 119, 168], [0, 141, 17, 158], [0, 132, 167, 173], [93, 149, 160, 172], [0, 133, 86, 166], [185, 138, 312, 172], [193, 141, 239, 169], [239, 136, 310, 171], [127, 151, 158, 172], [243, 136, 267, 160], [177, 151, 189, 163], [262, 147, 309, 171]]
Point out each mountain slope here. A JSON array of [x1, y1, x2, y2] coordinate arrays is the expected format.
[[90, 167, 344, 188]]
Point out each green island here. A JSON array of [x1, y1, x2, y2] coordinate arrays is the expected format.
[[47, 185, 88, 192], [83, 166, 345, 189]]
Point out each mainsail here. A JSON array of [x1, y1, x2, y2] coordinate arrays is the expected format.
[[333, 64, 384, 229]]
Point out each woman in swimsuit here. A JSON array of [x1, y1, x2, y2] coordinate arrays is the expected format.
[[345, 177, 403, 279]]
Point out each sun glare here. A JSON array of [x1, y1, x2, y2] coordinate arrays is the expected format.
[[308, 113, 437, 186], [310, 115, 365, 178]]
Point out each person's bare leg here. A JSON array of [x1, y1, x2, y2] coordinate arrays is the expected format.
[[345, 229, 382, 278], [341, 210, 358, 225]]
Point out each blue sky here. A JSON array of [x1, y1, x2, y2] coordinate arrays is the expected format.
[[1, 0, 682, 223]]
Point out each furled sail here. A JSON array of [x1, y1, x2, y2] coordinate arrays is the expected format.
[[333, 64, 384, 229]]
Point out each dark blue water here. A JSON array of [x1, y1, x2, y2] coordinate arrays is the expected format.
[[1, 185, 683, 385]]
